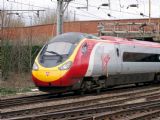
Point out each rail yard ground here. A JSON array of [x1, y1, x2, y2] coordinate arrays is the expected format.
[[1, 83, 160, 120]]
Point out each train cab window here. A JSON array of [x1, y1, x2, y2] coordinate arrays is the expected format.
[[45, 42, 73, 56], [38, 32, 99, 67], [123, 52, 160, 62], [39, 42, 76, 67]]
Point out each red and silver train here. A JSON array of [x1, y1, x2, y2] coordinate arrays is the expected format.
[[32, 32, 160, 92]]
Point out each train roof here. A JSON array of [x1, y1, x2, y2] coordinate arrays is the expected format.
[[101, 36, 160, 48], [48, 32, 100, 44], [48, 32, 160, 48]]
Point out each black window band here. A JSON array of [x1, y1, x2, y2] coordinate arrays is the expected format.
[[123, 52, 160, 62]]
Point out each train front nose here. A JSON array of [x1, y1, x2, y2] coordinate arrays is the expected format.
[[32, 69, 62, 87], [32, 35, 76, 87], [32, 61, 72, 87], [32, 63, 63, 86]]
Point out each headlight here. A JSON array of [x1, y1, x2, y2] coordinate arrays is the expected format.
[[59, 61, 72, 70], [33, 63, 39, 71]]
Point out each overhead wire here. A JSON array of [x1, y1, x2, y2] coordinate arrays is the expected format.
[[6, 0, 56, 10], [5, 0, 101, 22], [74, 12, 105, 19], [51, 0, 105, 20], [76, 9, 105, 19], [49, 0, 146, 21], [70, 1, 145, 17], [4, 0, 140, 21], [2, 0, 151, 25]]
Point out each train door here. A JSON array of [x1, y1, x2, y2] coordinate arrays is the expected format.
[[121, 44, 135, 74], [114, 43, 122, 74]]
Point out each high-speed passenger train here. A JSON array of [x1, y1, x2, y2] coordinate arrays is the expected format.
[[32, 32, 160, 92]]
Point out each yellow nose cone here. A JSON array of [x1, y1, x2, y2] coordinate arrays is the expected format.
[[32, 69, 67, 82]]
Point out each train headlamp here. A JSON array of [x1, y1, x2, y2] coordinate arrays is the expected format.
[[33, 63, 39, 71], [59, 61, 72, 70]]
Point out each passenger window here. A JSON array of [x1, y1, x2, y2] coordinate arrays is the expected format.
[[123, 52, 160, 62]]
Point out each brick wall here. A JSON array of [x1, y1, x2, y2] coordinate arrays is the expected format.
[[1, 18, 160, 41]]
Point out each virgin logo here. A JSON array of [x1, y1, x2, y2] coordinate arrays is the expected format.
[[101, 54, 110, 72], [46, 72, 50, 76]]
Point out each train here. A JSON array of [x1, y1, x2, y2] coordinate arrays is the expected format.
[[32, 32, 160, 93]]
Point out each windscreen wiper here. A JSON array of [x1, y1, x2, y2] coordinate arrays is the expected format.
[[46, 51, 63, 62]]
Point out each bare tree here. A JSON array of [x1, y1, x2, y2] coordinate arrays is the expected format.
[[33, 9, 77, 25], [0, 11, 25, 28], [0, 9, 25, 80], [33, 9, 56, 25]]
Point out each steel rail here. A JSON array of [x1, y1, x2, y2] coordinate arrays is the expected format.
[[3, 88, 160, 120], [6, 97, 160, 120]]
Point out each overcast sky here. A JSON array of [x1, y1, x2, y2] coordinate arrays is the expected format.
[[0, 0, 159, 25]]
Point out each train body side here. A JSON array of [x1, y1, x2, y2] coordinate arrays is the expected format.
[[86, 39, 160, 76], [120, 41, 160, 74], [84, 37, 160, 87]]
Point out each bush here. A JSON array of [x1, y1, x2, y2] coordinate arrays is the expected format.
[[1, 42, 42, 80]]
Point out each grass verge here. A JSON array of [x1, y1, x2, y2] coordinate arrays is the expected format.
[[0, 86, 36, 96]]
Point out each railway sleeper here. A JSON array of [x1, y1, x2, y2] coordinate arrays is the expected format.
[[6, 98, 160, 120], [77, 103, 160, 120], [2, 86, 160, 119], [124, 110, 160, 120]]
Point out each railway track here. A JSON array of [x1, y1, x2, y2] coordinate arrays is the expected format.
[[8, 99, 160, 120], [1, 83, 159, 109], [1, 84, 160, 120], [0, 93, 55, 109], [0, 91, 80, 109], [0, 84, 147, 109]]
